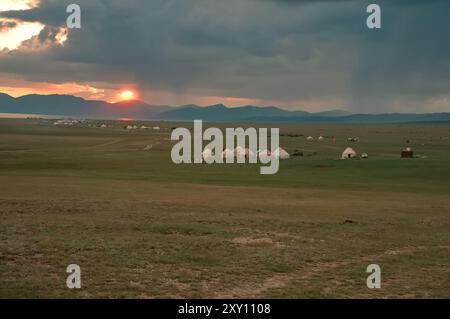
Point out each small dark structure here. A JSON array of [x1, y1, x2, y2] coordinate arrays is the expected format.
[[401, 147, 414, 158]]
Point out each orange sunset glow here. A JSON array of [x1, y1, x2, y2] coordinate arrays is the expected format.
[[0, 1, 43, 50], [0, 0, 39, 11], [119, 90, 136, 101]]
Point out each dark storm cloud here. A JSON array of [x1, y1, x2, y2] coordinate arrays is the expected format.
[[0, 20, 18, 30], [0, 0, 449, 112]]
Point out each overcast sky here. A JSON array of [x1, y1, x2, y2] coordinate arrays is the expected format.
[[0, 0, 449, 112]]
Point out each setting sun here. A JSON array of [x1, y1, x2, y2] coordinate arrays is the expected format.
[[119, 90, 135, 101]]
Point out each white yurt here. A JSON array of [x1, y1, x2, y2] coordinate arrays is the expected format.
[[202, 149, 214, 162], [153, 126, 161, 130], [307, 136, 314, 141], [273, 147, 290, 159], [318, 136, 325, 140], [341, 147, 357, 159], [258, 149, 272, 161], [234, 146, 246, 157]]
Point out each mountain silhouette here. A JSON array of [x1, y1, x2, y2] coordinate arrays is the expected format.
[[1, 93, 449, 123]]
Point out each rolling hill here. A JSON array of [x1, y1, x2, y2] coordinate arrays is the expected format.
[[1, 93, 449, 123]]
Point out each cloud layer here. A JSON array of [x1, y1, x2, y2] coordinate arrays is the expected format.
[[0, 0, 449, 112]]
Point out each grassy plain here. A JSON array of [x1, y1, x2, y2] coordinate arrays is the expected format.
[[0, 119, 449, 298]]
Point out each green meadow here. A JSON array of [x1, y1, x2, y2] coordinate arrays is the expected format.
[[1, 118, 449, 298]]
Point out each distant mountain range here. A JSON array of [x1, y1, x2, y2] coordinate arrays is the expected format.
[[1, 93, 450, 123]]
